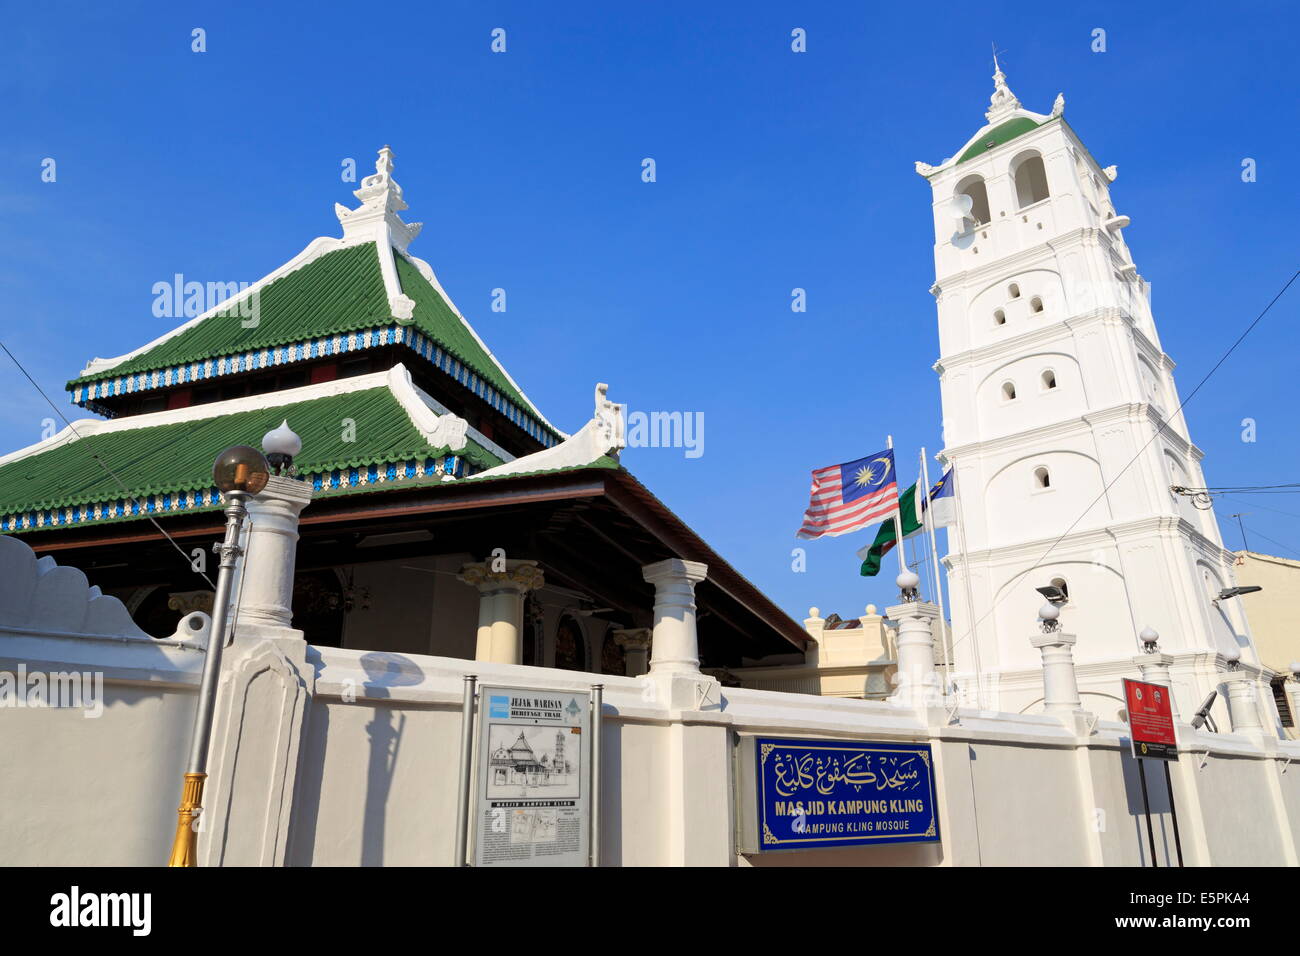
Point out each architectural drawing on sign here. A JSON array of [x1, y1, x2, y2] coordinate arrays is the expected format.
[[487, 726, 579, 794]]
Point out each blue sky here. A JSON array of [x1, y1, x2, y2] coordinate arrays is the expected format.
[[2, 1, 1297, 623]]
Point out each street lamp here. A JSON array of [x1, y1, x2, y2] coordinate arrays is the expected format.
[[167, 444, 270, 867]]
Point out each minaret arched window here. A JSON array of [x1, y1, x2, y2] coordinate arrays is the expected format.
[[1050, 577, 1069, 600], [1001, 381, 1017, 401], [1030, 295, 1044, 314], [994, 308, 1006, 326], [1041, 369, 1057, 390], [1008, 283, 1021, 299], [1012, 151, 1050, 207], [1033, 466, 1051, 489], [954, 176, 991, 227]]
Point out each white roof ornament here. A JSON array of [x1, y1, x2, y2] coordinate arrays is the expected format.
[[1102, 165, 1118, 182], [985, 53, 1023, 123], [1051, 93, 1065, 118], [334, 146, 424, 253], [467, 382, 626, 481], [594, 382, 627, 459]]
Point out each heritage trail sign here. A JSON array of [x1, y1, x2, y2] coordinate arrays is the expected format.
[[473, 685, 591, 867]]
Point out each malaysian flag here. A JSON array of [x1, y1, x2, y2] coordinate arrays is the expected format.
[[795, 449, 899, 540]]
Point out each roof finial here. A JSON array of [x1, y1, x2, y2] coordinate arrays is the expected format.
[[334, 145, 423, 253], [986, 44, 1022, 123]]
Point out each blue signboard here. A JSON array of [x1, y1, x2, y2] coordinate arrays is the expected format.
[[755, 738, 939, 850]]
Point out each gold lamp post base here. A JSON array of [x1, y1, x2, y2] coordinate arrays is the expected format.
[[167, 772, 207, 867]]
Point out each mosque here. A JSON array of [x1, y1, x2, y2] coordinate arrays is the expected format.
[[0, 62, 1295, 868]]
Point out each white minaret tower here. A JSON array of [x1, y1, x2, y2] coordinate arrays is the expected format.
[[917, 61, 1268, 724]]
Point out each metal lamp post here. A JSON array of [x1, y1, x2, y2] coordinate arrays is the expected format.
[[167, 444, 270, 867]]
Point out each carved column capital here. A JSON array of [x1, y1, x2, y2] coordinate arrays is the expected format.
[[458, 559, 545, 594]]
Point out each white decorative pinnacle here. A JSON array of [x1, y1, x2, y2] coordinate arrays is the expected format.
[[334, 146, 424, 253], [985, 54, 1023, 123], [262, 419, 302, 458]]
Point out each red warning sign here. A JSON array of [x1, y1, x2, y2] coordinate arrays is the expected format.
[[1123, 678, 1178, 760]]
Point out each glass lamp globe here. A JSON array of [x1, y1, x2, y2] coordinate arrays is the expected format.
[[1038, 602, 1061, 623], [262, 419, 302, 475], [212, 445, 270, 495]]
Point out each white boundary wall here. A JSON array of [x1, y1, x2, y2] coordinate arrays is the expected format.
[[3, 630, 1298, 866]]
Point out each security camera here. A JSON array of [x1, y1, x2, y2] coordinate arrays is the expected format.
[[1217, 586, 1262, 601], [1035, 585, 1068, 607]]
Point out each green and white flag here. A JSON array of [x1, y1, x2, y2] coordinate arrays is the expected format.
[[857, 482, 922, 577]]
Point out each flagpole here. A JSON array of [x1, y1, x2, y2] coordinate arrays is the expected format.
[[948, 459, 984, 710], [886, 435, 907, 576], [920, 447, 951, 695]]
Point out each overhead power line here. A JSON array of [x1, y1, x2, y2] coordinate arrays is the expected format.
[[0, 340, 216, 590], [945, 264, 1300, 660]]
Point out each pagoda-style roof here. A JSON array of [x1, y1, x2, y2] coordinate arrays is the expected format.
[[1, 146, 809, 664], [68, 148, 562, 449], [914, 59, 1064, 179], [0, 365, 509, 534]]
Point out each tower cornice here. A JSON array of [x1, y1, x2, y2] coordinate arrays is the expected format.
[[933, 226, 1119, 290], [937, 399, 1185, 461], [941, 514, 1235, 569]]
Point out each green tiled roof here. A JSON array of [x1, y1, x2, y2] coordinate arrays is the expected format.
[[66, 242, 551, 432], [69, 243, 391, 385], [392, 253, 533, 415], [0, 386, 503, 530], [956, 117, 1041, 164]]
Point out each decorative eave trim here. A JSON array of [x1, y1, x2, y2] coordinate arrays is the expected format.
[[68, 324, 560, 447], [0, 453, 476, 535], [0, 364, 514, 530]]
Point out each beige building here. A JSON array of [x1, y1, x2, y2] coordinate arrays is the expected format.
[[1234, 550, 1300, 737]]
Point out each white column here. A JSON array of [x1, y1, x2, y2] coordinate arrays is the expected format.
[[886, 601, 940, 706], [1223, 672, 1264, 736], [234, 475, 312, 642], [612, 627, 652, 677], [458, 560, 544, 665], [1131, 652, 1174, 687], [642, 559, 708, 674], [1031, 631, 1084, 715]]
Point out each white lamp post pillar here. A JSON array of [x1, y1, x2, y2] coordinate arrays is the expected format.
[[1131, 626, 1177, 715], [234, 475, 313, 641], [642, 559, 708, 674], [458, 560, 545, 665], [1031, 630, 1084, 714], [1223, 672, 1264, 736], [886, 600, 941, 706]]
